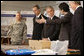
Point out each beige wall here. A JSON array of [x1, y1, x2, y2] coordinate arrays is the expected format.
[[1, 1, 83, 11], [1, 1, 69, 11]]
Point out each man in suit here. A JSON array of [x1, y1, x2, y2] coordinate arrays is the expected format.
[[69, 1, 83, 55], [36, 3, 73, 45], [36, 6, 60, 41], [44, 3, 73, 41], [32, 5, 47, 40]]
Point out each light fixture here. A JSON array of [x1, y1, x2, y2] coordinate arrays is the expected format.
[[1, 1, 3, 3]]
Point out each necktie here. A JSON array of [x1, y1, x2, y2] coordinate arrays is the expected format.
[[48, 17, 51, 20]]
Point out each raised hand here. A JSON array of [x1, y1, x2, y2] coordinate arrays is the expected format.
[[40, 15, 46, 23], [36, 15, 46, 24], [41, 15, 44, 19], [36, 19, 42, 24]]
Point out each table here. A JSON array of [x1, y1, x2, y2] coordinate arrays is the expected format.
[[1, 44, 31, 55], [1, 44, 81, 55], [1, 36, 32, 45]]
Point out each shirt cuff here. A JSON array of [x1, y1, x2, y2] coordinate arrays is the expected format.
[[48, 37, 50, 41]]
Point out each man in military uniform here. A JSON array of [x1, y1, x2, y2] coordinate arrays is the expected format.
[[7, 12, 27, 45]]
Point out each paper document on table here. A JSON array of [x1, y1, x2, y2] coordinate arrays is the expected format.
[[51, 40, 69, 55], [32, 49, 58, 55]]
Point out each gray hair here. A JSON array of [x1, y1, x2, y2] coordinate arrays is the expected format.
[[46, 6, 54, 11], [17, 11, 21, 14]]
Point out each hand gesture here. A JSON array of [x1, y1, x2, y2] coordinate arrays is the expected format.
[[36, 15, 46, 24]]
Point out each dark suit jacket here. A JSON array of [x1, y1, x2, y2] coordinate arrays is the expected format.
[[70, 7, 83, 54], [46, 11, 73, 41], [42, 16, 60, 41], [32, 14, 47, 40]]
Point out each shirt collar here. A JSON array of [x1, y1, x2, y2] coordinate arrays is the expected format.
[[50, 15, 54, 20], [76, 5, 82, 10], [36, 13, 41, 18]]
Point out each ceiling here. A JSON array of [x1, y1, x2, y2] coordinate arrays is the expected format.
[[1, 1, 83, 11], [1, 1, 66, 11]]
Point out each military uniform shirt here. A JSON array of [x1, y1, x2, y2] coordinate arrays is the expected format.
[[7, 20, 27, 44]]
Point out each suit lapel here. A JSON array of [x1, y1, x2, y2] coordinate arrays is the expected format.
[[52, 16, 55, 20], [39, 14, 41, 19]]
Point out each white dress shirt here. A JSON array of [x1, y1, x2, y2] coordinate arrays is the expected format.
[[76, 5, 82, 10], [36, 13, 41, 18], [49, 15, 54, 20]]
